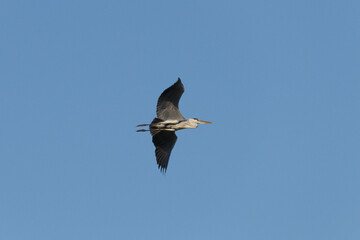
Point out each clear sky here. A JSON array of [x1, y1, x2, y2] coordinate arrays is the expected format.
[[1, 0, 359, 239]]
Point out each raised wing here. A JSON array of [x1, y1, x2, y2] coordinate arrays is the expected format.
[[152, 131, 177, 172], [156, 78, 186, 120]]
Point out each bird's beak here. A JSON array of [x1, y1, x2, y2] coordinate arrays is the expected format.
[[198, 120, 212, 124]]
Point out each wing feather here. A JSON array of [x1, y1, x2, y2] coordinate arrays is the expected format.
[[152, 131, 177, 172], [156, 78, 186, 120]]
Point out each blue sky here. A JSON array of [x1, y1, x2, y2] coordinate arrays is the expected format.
[[1, 0, 359, 239]]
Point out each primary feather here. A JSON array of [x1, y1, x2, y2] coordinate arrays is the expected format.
[[156, 78, 186, 121]]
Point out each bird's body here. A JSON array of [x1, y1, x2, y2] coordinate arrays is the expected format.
[[140, 118, 205, 131], [137, 78, 211, 172]]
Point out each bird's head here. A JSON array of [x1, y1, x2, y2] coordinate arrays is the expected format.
[[191, 118, 212, 125]]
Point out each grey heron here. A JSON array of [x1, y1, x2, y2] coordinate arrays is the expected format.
[[137, 78, 212, 172]]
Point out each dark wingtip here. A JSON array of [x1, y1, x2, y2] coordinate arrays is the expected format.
[[158, 165, 167, 174], [176, 77, 184, 89]]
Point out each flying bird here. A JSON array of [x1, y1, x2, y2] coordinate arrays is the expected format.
[[137, 78, 212, 172]]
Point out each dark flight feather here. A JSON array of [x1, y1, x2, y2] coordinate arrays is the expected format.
[[156, 78, 186, 121], [152, 131, 177, 172]]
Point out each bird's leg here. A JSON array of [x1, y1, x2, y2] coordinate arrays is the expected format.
[[136, 129, 150, 132], [136, 123, 150, 132], [136, 124, 150, 127]]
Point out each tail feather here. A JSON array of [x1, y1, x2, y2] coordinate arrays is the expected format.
[[151, 118, 163, 124]]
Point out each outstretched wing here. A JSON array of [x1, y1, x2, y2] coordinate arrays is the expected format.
[[156, 78, 186, 120], [152, 131, 177, 172]]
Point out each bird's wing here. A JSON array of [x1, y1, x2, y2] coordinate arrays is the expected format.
[[152, 131, 177, 172], [156, 78, 186, 120]]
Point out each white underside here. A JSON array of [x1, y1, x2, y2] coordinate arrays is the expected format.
[[150, 119, 198, 131]]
